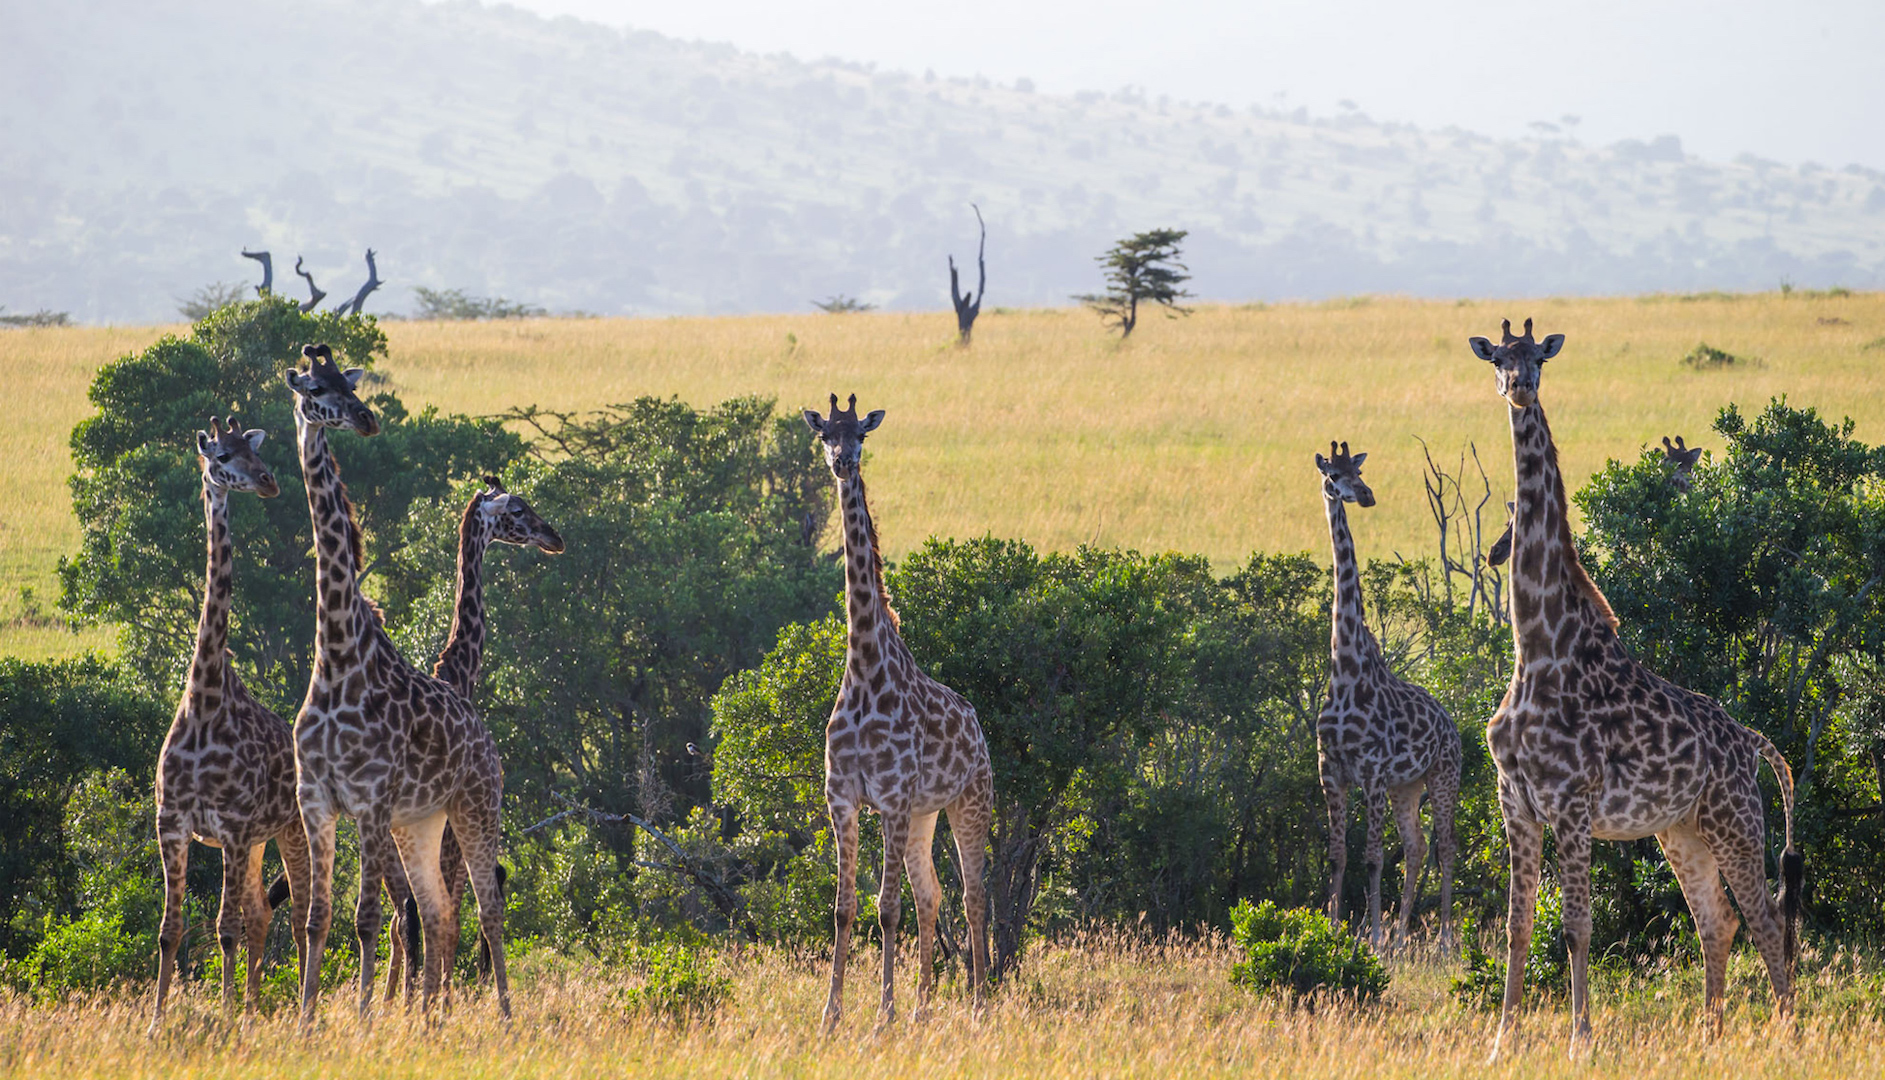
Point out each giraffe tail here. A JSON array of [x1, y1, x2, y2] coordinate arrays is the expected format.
[[267, 873, 292, 910], [1755, 733, 1803, 971]]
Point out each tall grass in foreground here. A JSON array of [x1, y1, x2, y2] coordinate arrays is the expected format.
[[6, 292, 1884, 659], [4, 933, 1883, 1079]]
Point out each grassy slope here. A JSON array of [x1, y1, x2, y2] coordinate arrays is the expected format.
[[5, 292, 1882, 660], [3, 937, 1881, 1079]]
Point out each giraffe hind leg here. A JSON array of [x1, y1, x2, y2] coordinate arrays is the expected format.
[[1363, 783, 1389, 949], [1659, 822, 1738, 1036], [450, 806, 508, 1021], [388, 813, 450, 1021], [876, 810, 911, 1024], [824, 802, 860, 1033], [1701, 799, 1795, 1014], [1389, 782, 1428, 950], [215, 842, 249, 1020], [242, 843, 270, 1013], [1320, 774, 1348, 929], [903, 811, 942, 1019], [948, 790, 991, 1011]]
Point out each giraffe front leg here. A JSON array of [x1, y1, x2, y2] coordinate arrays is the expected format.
[[949, 789, 991, 1014], [354, 811, 394, 1030], [389, 813, 451, 1023], [241, 843, 270, 1014], [1320, 770, 1348, 928], [903, 812, 942, 1020], [149, 829, 190, 1037], [215, 843, 250, 1020], [1430, 763, 1462, 954], [876, 810, 910, 1025], [298, 806, 339, 1031], [1363, 783, 1388, 950], [1554, 807, 1596, 1058], [1389, 782, 1427, 951], [823, 802, 859, 1033], [1491, 814, 1542, 1063], [276, 825, 313, 981]]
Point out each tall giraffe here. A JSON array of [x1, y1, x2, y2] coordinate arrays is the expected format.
[[285, 344, 511, 1027], [1469, 319, 1801, 1058], [803, 394, 993, 1030], [385, 476, 562, 999], [151, 418, 311, 1033], [1313, 442, 1462, 949]]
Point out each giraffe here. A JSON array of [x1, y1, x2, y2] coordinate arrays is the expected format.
[[384, 476, 561, 999], [284, 344, 511, 1028], [151, 417, 312, 1033], [1469, 319, 1802, 1059], [803, 393, 993, 1030], [1313, 441, 1463, 950], [1662, 436, 1703, 492]]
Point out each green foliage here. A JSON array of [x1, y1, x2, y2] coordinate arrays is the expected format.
[[1679, 341, 1761, 370], [709, 614, 845, 838], [411, 286, 545, 320], [0, 657, 165, 958], [1228, 900, 1387, 1003], [0, 308, 71, 327], [1073, 228, 1193, 337], [811, 295, 875, 313], [58, 297, 523, 709], [618, 940, 732, 1022]]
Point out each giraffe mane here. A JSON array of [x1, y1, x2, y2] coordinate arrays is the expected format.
[[852, 472, 900, 632], [1542, 429, 1619, 631]]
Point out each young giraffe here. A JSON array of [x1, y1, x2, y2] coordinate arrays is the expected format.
[[803, 394, 993, 1030], [151, 418, 312, 1033], [386, 476, 561, 999], [1469, 319, 1801, 1059], [285, 344, 511, 1027], [1661, 435, 1703, 492], [1314, 442, 1462, 950]]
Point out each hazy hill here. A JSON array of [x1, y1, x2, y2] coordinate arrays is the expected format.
[[5, 0, 1884, 322]]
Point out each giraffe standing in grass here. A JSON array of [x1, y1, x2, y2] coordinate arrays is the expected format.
[[804, 394, 993, 1030], [285, 344, 511, 1027], [151, 418, 311, 1033], [1313, 441, 1462, 949], [1469, 319, 1801, 1059]]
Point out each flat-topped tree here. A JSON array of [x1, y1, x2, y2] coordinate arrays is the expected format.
[[1469, 318, 1802, 1060], [1074, 228, 1192, 338]]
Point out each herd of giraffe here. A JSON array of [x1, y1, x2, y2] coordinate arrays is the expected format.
[[150, 326, 1801, 1058]]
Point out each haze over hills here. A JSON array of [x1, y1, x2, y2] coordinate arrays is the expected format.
[[4, 0, 1884, 323]]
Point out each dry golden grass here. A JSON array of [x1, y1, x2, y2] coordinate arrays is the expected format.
[[5, 293, 1884, 660], [4, 935, 1882, 1080]]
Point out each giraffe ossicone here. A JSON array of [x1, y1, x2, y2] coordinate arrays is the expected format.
[[1313, 440, 1462, 951], [1470, 319, 1801, 1060], [151, 417, 309, 1035], [804, 392, 993, 1030]]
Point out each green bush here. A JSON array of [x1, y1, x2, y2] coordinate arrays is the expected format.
[[1228, 900, 1387, 1004], [618, 941, 732, 1023]]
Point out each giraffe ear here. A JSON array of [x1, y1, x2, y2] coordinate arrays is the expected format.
[[1350, 452, 1367, 468], [284, 369, 310, 392], [196, 430, 213, 455], [1539, 334, 1565, 359], [859, 410, 885, 433], [1314, 452, 1330, 473], [243, 429, 266, 451], [802, 410, 826, 434], [342, 368, 366, 390], [1468, 337, 1498, 362]]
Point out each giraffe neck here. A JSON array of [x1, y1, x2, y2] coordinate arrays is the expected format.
[[433, 509, 491, 700], [1324, 492, 1378, 675], [839, 469, 905, 673], [1507, 401, 1614, 657], [183, 479, 233, 709], [296, 404, 370, 672]]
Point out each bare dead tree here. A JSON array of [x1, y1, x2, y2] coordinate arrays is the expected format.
[[241, 248, 273, 296], [293, 255, 326, 313], [1403, 438, 1508, 626], [948, 203, 987, 345], [333, 248, 384, 316]]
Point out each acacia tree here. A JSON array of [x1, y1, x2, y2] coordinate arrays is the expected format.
[[1075, 228, 1193, 338]]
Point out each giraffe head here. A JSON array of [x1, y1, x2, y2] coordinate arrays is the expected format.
[[1467, 318, 1565, 408], [802, 393, 884, 480], [283, 343, 380, 435], [1314, 441, 1375, 507], [472, 475, 565, 554], [1661, 436, 1703, 492], [195, 415, 279, 497]]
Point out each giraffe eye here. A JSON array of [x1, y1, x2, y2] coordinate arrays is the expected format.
[[215, 452, 232, 463]]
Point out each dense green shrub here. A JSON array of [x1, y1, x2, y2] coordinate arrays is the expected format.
[[618, 941, 732, 1022], [1228, 900, 1388, 1004]]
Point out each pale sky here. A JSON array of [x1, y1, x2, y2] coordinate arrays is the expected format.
[[485, 0, 1885, 171]]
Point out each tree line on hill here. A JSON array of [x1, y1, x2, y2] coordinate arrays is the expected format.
[[3, 300, 1882, 991]]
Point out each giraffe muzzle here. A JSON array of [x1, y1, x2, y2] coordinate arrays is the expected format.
[[257, 474, 281, 498]]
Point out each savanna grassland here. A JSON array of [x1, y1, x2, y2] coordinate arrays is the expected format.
[[5, 291, 1884, 662], [4, 934, 1884, 1080]]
